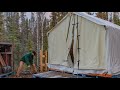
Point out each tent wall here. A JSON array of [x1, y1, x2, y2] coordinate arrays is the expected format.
[[48, 12, 120, 75], [106, 26, 120, 74], [48, 13, 107, 74], [48, 14, 75, 66], [73, 15, 107, 70]]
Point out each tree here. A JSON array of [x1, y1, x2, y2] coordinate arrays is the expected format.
[[0, 12, 52, 70], [57, 12, 68, 22], [50, 12, 68, 29], [29, 12, 36, 51], [43, 17, 50, 51], [109, 12, 113, 22], [36, 12, 48, 50], [4, 12, 21, 69], [50, 12, 57, 29], [113, 12, 120, 25], [0, 12, 5, 41], [13, 12, 21, 61], [96, 12, 108, 21], [5, 12, 20, 43], [20, 12, 26, 54], [26, 18, 33, 51]]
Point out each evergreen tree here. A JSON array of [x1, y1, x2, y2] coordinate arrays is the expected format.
[[0, 12, 4, 41], [50, 12, 68, 29], [31, 12, 37, 51], [4, 12, 21, 68], [26, 18, 33, 51], [20, 12, 26, 54], [43, 17, 50, 51], [50, 12, 58, 29], [113, 12, 120, 25]]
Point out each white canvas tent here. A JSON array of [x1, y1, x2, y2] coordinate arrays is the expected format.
[[47, 12, 120, 75]]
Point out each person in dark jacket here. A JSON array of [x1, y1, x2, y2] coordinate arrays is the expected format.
[[16, 51, 37, 77]]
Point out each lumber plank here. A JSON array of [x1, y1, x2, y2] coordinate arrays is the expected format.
[[40, 50, 43, 72], [45, 50, 48, 71], [0, 53, 6, 66]]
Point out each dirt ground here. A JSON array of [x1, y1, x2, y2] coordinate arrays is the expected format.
[[9, 74, 32, 78], [8, 70, 76, 78], [8, 71, 33, 78]]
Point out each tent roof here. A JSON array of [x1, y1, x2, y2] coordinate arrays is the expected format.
[[47, 12, 120, 35], [74, 12, 120, 29]]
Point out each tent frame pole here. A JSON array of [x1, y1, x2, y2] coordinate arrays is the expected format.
[[76, 15, 80, 78], [64, 14, 76, 77], [71, 14, 75, 76], [62, 13, 72, 76], [66, 13, 72, 42]]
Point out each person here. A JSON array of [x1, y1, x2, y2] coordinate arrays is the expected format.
[[16, 50, 37, 77]]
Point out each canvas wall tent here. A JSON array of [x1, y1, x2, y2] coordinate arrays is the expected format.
[[47, 12, 120, 75]]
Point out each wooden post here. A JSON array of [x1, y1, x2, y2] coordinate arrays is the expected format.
[[45, 50, 48, 71], [40, 50, 43, 72], [0, 53, 6, 67], [5, 48, 8, 66], [39, 50, 48, 72], [11, 43, 14, 71]]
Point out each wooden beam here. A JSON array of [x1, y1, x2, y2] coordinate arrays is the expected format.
[[11, 43, 14, 71], [45, 50, 48, 71], [0, 53, 6, 67], [0, 52, 12, 54], [40, 50, 43, 72], [0, 42, 12, 45], [39, 50, 48, 72]]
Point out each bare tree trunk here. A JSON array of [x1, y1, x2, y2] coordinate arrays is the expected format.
[[36, 12, 39, 69], [41, 12, 46, 52]]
